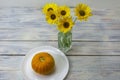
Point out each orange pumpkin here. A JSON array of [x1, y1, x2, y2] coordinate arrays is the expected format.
[[31, 52, 55, 75]]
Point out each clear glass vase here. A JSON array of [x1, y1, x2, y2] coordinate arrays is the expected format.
[[58, 31, 72, 53]]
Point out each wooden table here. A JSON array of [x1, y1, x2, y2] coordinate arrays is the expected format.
[[0, 7, 120, 80]]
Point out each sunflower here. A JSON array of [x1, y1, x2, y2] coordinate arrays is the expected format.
[[58, 6, 70, 17], [57, 17, 74, 33], [74, 3, 92, 21], [46, 11, 59, 24], [42, 3, 58, 14]]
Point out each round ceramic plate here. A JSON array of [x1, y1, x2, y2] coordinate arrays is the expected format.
[[22, 46, 69, 80]]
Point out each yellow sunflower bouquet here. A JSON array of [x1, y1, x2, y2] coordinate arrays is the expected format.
[[42, 3, 92, 53]]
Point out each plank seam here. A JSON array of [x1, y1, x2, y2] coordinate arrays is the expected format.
[[1, 54, 120, 56]]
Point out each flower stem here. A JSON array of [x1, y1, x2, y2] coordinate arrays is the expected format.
[[73, 17, 77, 24]]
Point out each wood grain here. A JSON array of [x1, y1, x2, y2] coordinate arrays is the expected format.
[[0, 56, 120, 80], [0, 7, 120, 41], [0, 7, 120, 80], [0, 29, 120, 41], [0, 8, 120, 28], [0, 42, 120, 55], [0, 0, 120, 8]]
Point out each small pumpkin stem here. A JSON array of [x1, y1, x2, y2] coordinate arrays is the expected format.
[[40, 57, 45, 62]]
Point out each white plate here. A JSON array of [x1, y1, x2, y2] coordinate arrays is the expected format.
[[22, 46, 69, 80]]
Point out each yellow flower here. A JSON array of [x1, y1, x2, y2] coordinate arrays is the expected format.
[[74, 3, 92, 21], [58, 6, 70, 17], [57, 17, 74, 33], [42, 3, 58, 14], [46, 11, 59, 24]]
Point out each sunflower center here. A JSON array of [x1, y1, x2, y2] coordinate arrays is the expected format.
[[47, 8, 53, 11], [63, 22, 69, 28], [51, 14, 56, 20], [61, 10, 66, 15], [79, 10, 85, 16]]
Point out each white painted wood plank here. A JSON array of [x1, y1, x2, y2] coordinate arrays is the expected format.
[[0, 56, 24, 70], [0, 42, 120, 55], [0, 0, 120, 9], [0, 71, 24, 80], [0, 8, 120, 41], [0, 8, 120, 29], [0, 56, 120, 80], [0, 28, 120, 41]]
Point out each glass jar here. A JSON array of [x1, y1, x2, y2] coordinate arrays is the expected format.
[[58, 31, 72, 53]]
